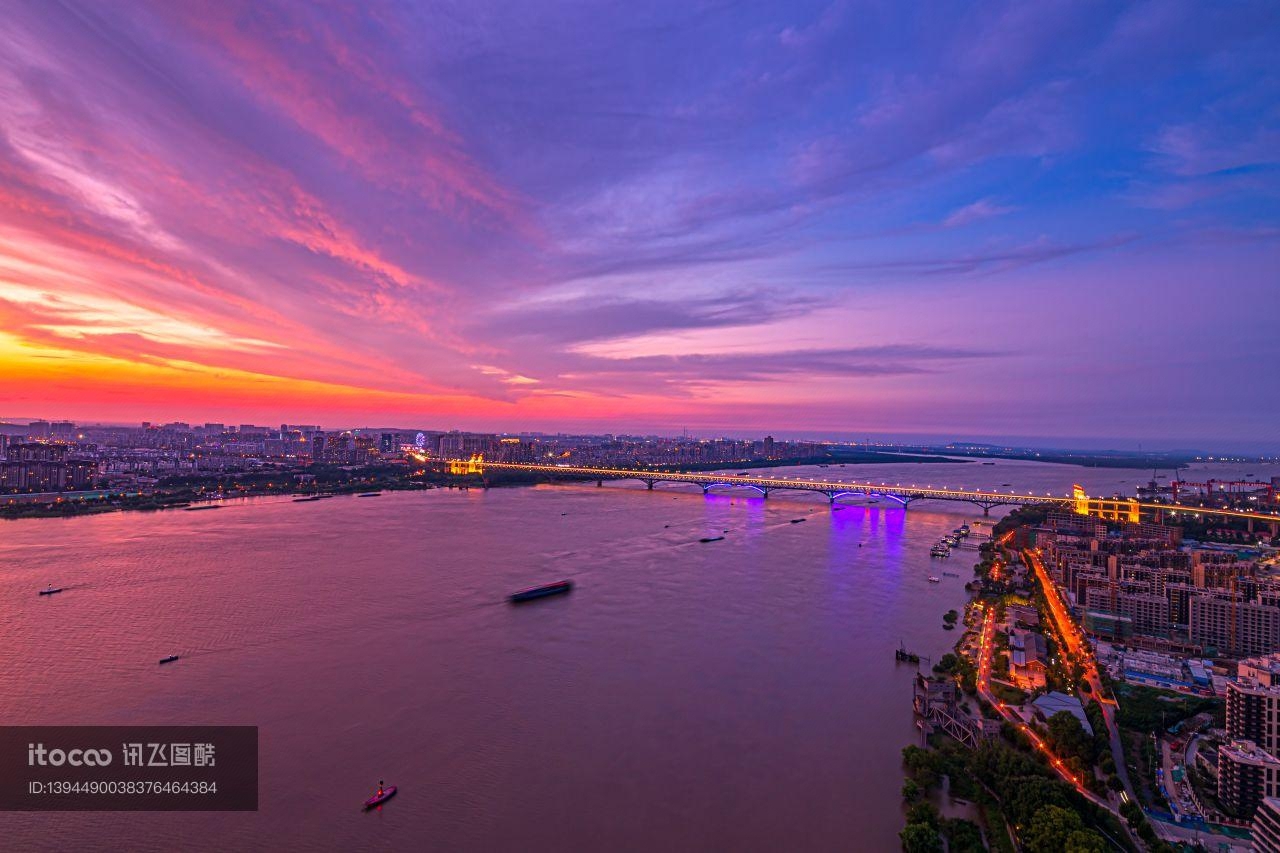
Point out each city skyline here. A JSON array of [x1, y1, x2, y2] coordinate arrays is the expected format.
[[3, 412, 1277, 456], [2, 2, 1278, 444]]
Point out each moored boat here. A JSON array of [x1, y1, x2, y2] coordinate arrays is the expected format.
[[699, 536, 724, 543], [928, 576, 941, 583], [158, 655, 179, 665], [39, 586, 63, 596]]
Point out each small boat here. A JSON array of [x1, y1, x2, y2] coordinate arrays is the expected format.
[[930, 545, 949, 558], [790, 518, 806, 524], [510, 580, 573, 603], [699, 536, 725, 543], [942, 572, 960, 578], [943, 624, 956, 630], [364, 783, 397, 810], [982, 462, 995, 466], [1000, 483, 1011, 487], [293, 496, 321, 502], [928, 576, 941, 583], [316, 494, 338, 499], [39, 586, 64, 596], [158, 655, 179, 665], [357, 492, 381, 497], [183, 505, 222, 511]]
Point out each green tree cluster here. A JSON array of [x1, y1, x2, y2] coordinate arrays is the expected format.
[[899, 802, 942, 852]]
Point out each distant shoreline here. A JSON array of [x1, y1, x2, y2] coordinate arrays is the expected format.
[[900, 448, 1192, 470]]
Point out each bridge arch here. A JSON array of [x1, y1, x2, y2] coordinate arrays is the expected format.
[[701, 482, 769, 496], [826, 489, 910, 507]]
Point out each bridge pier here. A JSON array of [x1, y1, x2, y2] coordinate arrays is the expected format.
[[644, 479, 655, 490], [597, 479, 603, 487]]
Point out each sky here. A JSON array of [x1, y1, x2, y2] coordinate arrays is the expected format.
[[0, 1, 1277, 448]]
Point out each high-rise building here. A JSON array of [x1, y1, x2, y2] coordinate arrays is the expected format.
[[1191, 596, 1280, 659], [1226, 656, 1280, 756], [1219, 740, 1280, 817], [1255, 797, 1280, 852]]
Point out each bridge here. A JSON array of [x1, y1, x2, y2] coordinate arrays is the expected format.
[[448, 458, 1060, 514], [442, 458, 1280, 527]]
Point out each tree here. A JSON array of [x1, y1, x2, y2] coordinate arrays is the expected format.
[[942, 818, 985, 853], [902, 746, 941, 789], [899, 823, 942, 853], [905, 801, 940, 830], [1003, 776, 1070, 827], [1046, 710, 1095, 766], [1021, 805, 1084, 852], [902, 778, 922, 803], [1063, 829, 1109, 852]]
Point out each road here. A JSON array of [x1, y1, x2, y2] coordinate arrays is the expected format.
[[975, 605, 1110, 807], [1024, 547, 1137, 805]]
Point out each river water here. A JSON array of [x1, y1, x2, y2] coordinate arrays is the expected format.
[[1, 458, 1274, 851]]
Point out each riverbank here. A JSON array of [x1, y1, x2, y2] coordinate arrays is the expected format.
[[0, 480, 437, 520]]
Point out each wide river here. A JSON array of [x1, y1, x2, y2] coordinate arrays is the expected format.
[[2, 458, 1274, 851]]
